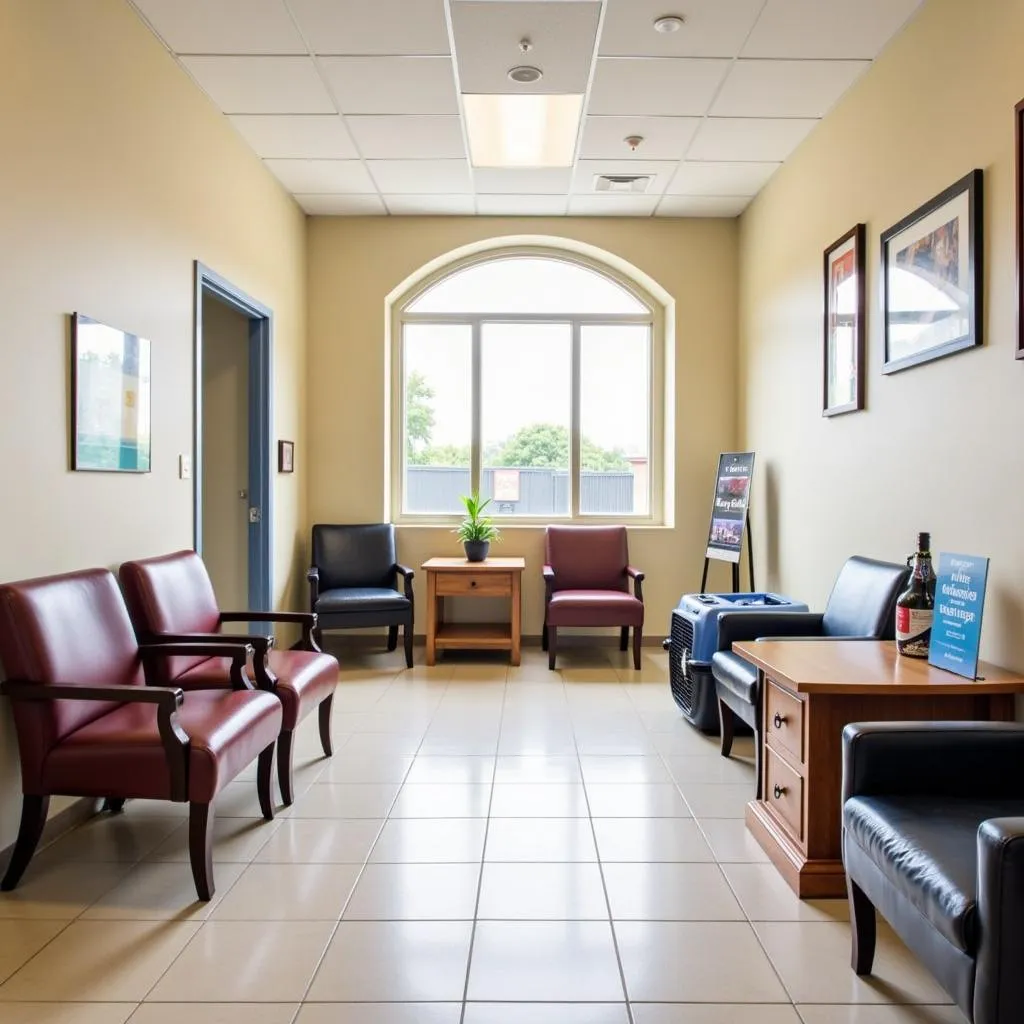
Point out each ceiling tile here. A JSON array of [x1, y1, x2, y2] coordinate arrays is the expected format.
[[320, 57, 458, 114], [657, 195, 750, 217], [572, 159, 679, 196], [599, 0, 765, 58], [228, 115, 357, 158], [474, 168, 572, 194], [288, 0, 451, 56], [180, 56, 335, 114], [568, 195, 658, 217], [579, 116, 700, 160], [589, 58, 731, 116], [263, 158, 377, 193], [688, 117, 818, 162], [666, 160, 780, 196], [742, 0, 924, 59], [130, 0, 306, 54], [384, 195, 476, 215], [710, 59, 869, 118], [295, 193, 387, 215], [451, 1, 601, 94], [346, 116, 466, 159], [368, 159, 473, 193], [476, 194, 569, 216]]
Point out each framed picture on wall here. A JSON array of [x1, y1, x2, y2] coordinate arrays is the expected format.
[[1016, 99, 1024, 359], [823, 223, 866, 415], [71, 313, 151, 472], [881, 169, 983, 374], [278, 439, 294, 473]]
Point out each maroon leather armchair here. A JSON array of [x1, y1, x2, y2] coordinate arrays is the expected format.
[[119, 551, 339, 806], [542, 525, 645, 671], [0, 569, 282, 901]]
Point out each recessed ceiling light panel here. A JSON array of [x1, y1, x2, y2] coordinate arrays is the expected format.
[[508, 65, 543, 84], [464, 94, 584, 168]]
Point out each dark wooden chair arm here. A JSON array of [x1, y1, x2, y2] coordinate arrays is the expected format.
[[307, 567, 320, 608], [626, 566, 645, 602], [395, 563, 415, 600], [542, 564, 555, 602], [219, 610, 319, 651], [144, 631, 274, 655], [141, 642, 254, 691]]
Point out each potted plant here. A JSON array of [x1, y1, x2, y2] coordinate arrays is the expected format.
[[456, 493, 499, 562]]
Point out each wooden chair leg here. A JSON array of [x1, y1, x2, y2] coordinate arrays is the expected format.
[[257, 742, 275, 820], [102, 798, 126, 814], [277, 730, 295, 807], [619, 626, 629, 651], [403, 620, 414, 668], [1, 795, 49, 891], [632, 627, 642, 670], [718, 698, 735, 757], [548, 626, 557, 670], [848, 875, 877, 975], [189, 802, 215, 901], [386, 625, 399, 652], [319, 694, 334, 756], [541, 623, 548, 651]]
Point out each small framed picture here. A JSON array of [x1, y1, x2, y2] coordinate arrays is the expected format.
[[1016, 99, 1024, 359], [882, 169, 983, 374], [278, 440, 294, 473], [823, 224, 866, 416]]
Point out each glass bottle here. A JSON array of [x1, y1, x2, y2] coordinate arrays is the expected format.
[[895, 531, 935, 658]]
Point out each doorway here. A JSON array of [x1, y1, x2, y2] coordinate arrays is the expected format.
[[194, 262, 273, 611]]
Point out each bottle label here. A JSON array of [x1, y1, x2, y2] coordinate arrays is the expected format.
[[896, 606, 933, 658]]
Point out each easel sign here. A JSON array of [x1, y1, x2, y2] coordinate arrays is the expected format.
[[701, 452, 755, 592]]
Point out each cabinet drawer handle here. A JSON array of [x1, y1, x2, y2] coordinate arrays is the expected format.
[[773, 784, 786, 800], [470, 580, 477, 587], [773, 713, 786, 729]]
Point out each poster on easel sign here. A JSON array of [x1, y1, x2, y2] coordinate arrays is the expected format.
[[705, 452, 755, 564]]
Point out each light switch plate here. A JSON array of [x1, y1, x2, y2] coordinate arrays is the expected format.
[[179, 454, 192, 480]]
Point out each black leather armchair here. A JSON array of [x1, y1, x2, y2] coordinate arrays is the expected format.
[[308, 524, 414, 667], [842, 722, 1024, 1023], [711, 556, 909, 797]]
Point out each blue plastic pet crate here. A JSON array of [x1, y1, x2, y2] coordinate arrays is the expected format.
[[666, 592, 809, 732]]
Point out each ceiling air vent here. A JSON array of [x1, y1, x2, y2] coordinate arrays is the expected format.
[[594, 174, 652, 194]]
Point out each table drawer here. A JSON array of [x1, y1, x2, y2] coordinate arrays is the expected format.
[[435, 572, 511, 597], [766, 679, 804, 763], [765, 748, 804, 842]]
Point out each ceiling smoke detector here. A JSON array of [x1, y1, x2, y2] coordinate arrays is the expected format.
[[595, 174, 652, 194], [508, 65, 543, 84], [653, 14, 685, 33]]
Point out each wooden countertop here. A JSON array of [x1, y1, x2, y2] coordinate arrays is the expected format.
[[421, 557, 526, 571], [732, 639, 1024, 695]]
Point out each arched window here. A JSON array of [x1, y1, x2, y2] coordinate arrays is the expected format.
[[392, 247, 664, 521]]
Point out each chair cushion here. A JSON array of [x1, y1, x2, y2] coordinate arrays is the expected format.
[[821, 556, 910, 639], [316, 587, 410, 615], [546, 590, 643, 628], [845, 795, 1024, 955], [711, 651, 759, 705], [545, 526, 629, 592], [43, 689, 282, 804], [312, 524, 397, 591], [266, 649, 339, 730]]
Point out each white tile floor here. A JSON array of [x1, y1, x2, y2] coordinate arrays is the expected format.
[[0, 646, 966, 1024]]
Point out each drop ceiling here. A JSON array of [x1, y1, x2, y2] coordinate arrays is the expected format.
[[129, 0, 923, 218]]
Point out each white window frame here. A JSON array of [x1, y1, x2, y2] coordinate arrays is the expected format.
[[389, 245, 666, 526]]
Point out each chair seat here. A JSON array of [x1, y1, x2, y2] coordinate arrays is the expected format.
[[711, 651, 759, 705], [546, 590, 643, 628], [845, 795, 1024, 955], [315, 587, 410, 615], [266, 649, 339, 729], [43, 688, 283, 805]]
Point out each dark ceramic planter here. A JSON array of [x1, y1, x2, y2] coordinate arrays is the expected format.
[[463, 540, 490, 562]]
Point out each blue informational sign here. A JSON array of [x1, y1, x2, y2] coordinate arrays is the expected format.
[[928, 552, 989, 680]]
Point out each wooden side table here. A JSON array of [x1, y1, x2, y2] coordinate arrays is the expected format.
[[422, 557, 526, 666], [732, 639, 1024, 898]]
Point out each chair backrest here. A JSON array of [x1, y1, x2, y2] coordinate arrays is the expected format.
[[822, 556, 911, 639], [0, 568, 144, 787], [544, 525, 629, 593], [311, 524, 397, 591], [119, 550, 221, 680]]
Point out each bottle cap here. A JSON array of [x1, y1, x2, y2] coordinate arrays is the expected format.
[[918, 531, 930, 551]]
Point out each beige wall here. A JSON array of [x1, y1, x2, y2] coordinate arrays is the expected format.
[[0, 1, 307, 848], [738, 0, 1024, 667], [307, 217, 740, 637], [202, 297, 250, 611]]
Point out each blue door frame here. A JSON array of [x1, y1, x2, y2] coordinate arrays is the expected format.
[[193, 261, 273, 612]]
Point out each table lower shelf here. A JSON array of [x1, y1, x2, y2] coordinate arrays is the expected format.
[[434, 622, 513, 650]]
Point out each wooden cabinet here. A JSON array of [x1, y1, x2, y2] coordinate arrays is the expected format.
[[734, 640, 1024, 898]]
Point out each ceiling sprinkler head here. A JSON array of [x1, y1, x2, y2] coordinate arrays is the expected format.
[[518, 37, 533, 54], [653, 14, 685, 34], [508, 65, 543, 84], [624, 135, 644, 152]]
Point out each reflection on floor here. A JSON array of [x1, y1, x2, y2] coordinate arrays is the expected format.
[[0, 645, 964, 1024]]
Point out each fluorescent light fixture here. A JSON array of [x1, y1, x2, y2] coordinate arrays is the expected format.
[[463, 93, 583, 168]]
